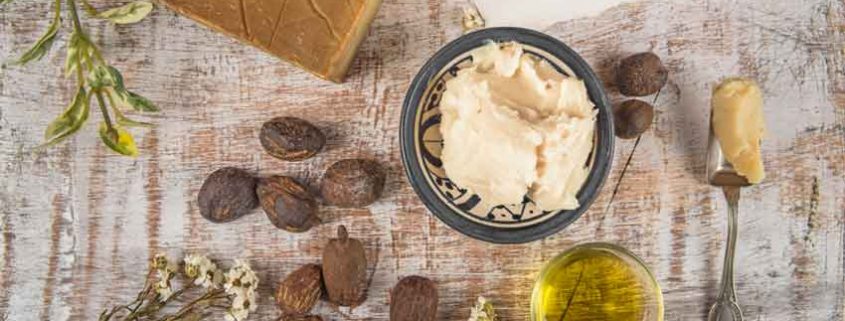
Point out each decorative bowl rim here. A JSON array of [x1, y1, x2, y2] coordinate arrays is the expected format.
[[400, 27, 615, 244]]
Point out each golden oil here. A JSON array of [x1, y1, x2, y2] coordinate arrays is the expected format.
[[531, 243, 663, 321]]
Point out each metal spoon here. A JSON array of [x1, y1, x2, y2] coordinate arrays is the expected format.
[[705, 123, 749, 321]]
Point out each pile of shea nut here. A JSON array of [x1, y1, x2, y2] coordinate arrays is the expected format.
[[275, 225, 439, 321], [196, 117, 441, 321], [197, 116, 386, 232], [613, 52, 669, 139]]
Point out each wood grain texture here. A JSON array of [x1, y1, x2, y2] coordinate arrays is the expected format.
[[1, 0, 844, 320]]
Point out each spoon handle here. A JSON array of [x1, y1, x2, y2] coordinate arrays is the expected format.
[[718, 186, 741, 302]]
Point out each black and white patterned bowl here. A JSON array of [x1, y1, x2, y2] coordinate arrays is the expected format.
[[400, 28, 614, 244]]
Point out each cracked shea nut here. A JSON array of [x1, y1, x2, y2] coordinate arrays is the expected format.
[[322, 225, 368, 307], [198, 167, 259, 223], [276, 264, 323, 316], [390, 276, 438, 321], [320, 159, 386, 207], [617, 52, 668, 97], [257, 176, 320, 232], [260, 117, 326, 161], [613, 99, 655, 139]]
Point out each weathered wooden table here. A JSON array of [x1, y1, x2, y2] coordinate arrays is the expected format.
[[1, 0, 843, 320]]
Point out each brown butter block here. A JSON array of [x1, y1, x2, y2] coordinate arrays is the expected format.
[[159, 0, 382, 83]]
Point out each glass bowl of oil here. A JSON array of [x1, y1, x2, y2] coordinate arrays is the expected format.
[[530, 243, 664, 321]]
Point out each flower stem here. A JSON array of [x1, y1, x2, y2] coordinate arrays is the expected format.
[[159, 289, 227, 321], [52, 0, 62, 23], [67, 0, 106, 64], [67, 0, 83, 31], [95, 90, 114, 130]]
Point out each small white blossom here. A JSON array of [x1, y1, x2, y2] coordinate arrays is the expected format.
[[154, 280, 173, 302], [224, 260, 259, 293], [223, 260, 259, 321], [152, 254, 177, 302], [225, 307, 250, 321], [184, 254, 222, 289], [468, 296, 497, 321]]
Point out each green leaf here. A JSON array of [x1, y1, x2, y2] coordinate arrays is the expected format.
[[112, 105, 153, 128], [99, 122, 138, 157], [87, 65, 126, 90], [97, 1, 153, 24], [102, 67, 157, 113], [106, 66, 126, 91], [123, 91, 158, 112], [80, 0, 99, 16], [15, 4, 61, 65], [42, 87, 90, 148], [1, 0, 14, 6], [64, 31, 86, 77], [87, 65, 112, 89]]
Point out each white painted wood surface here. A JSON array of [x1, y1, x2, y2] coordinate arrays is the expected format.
[[1, 0, 843, 320]]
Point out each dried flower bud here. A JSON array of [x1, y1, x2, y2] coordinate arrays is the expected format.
[[225, 260, 259, 321], [468, 296, 497, 321]]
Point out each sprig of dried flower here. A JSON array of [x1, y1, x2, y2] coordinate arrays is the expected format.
[[468, 296, 498, 321], [98, 254, 259, 321], [4, 0, 157, 157]]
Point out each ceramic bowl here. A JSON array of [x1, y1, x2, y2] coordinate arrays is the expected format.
[[400, 27, 614, 244]]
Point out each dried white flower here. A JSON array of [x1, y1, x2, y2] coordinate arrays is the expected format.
[[153, 280, 173, 302], [223, 260, 259, 321], [225, 306, 250, 321], [468, 296, 497, 321], [184, 254, 222, 289], [462, 6, 486, 33], [152, 254, 177, 302]]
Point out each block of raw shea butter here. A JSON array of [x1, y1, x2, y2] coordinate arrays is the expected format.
[[159, 0, 382, 83]]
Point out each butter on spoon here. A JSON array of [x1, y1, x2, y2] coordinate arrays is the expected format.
[[705, 77, 766, 321], [711, 78, 766, 184]]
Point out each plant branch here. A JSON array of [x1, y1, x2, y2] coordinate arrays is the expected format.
[[159, 289, 228, 321], [67, 0, 83, 31], [67, 0, 105, 63], [52, 0, 62, 22], [95, 90, 114, 130]]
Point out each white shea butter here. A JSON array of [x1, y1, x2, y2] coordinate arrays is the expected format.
[[439, 42, 596, 211]]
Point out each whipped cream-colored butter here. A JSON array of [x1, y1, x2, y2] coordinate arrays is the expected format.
[[439, 42, 596, 211], [712, 78, 766, 184]]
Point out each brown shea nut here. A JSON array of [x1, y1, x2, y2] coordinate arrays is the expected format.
[[617, 52, 668, 97], [198, 167, 259, 223], [389, 276, 438, 321], [276, 316, 323, 321], [613, 99, 655, 139], [322, 225, 368, 307], [260, 117, 326, 161], [257, 176, 320, 232], [320, 159, 386, 207], [275, 264, 323, 316]]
